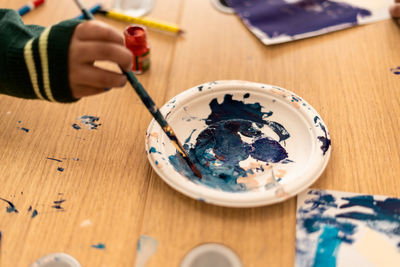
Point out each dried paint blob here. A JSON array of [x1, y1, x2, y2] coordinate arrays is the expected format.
[[75, 115, 101, 130], [31, 209, 38, 218], [391, 66, 400, 75], [16, 121, 30, 133], [91, 243, 106, 250], [169, 94, 291, 192]]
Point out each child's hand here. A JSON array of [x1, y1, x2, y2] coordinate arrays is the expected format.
[[69, 21, 133, 99], [390, 0, 400, 21]]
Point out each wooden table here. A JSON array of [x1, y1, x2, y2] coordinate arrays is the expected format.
[[1, 0, 399, 266]]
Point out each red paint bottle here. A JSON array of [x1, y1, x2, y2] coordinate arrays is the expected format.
[[124, 25, 150, 74]]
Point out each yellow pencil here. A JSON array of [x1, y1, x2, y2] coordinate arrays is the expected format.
[[97, 10, 184, 34]]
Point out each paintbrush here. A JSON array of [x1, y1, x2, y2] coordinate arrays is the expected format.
[[72, 0, 202, 178]]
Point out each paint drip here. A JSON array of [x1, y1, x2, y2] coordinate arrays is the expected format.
[[169, 94, 291, 192]]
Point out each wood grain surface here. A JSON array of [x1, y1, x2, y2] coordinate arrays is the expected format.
[[0, 0, 399, 266]]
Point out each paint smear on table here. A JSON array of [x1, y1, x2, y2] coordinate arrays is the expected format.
[[296, 189, 400, 267], [169, 94, 292, 192], [16, 121, 30, 133], [226, 0, 392, 45], [0, 198, 18, 213], [52, 199, 66, 211], [391, 66, 400, 75], [80, 219, 93, 228], [135, 235, 158, 267], [91, 243, 106, 250], [75, 115, 102, 130], [46, 157, 63, 162]]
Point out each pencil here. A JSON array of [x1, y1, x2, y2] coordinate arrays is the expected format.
[[97, 9, 184, 35], [74, 3, 102, 20], [18, 0, 45, 16], [72, 0, 201, 178]]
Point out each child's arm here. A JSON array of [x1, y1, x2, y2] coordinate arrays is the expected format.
[[390, 0, 400, 21], [0, 9, 132, 103]]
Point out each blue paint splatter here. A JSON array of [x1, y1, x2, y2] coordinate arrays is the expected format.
[[57, 167, 64, 172], [243, 93, 250, 98], [47, 157, 62, 162], [28, 206, 32, 212], [18, 127, 29, 133], [53, 199, 66, 204], [169, 94, 291, 192], [72, 123, 81, 130], [91, 243, 106, 250], [78, 115, 101, 130], [226, 0, 372, 38], [31, 209, 38, 218], [149, 147, 157, 153], [198, 86, 204, 91], [0, 198, 18, 213], [391, 66, 400, 75]]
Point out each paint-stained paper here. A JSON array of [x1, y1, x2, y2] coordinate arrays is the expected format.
[[226, 0, 392, 45], [296, 189, 400, 267]]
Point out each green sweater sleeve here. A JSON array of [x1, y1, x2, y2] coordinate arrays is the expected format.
[[0, 9, 82, 103]]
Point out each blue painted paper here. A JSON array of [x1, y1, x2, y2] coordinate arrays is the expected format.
[[226, 0, 391, 45], [296, 189, 400, 267]]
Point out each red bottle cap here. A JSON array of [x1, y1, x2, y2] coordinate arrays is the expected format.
[[124, 25, 148, 54]]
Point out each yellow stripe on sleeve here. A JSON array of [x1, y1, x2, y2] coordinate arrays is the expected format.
[[38, 27, 56, 102], [23, 38, 45, 100]]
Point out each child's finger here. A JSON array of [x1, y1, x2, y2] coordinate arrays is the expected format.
[[71, 65, 127, 89], [76, 41, 133, 71], [390, 4, 400, 17], [75, 21, 124, 45]]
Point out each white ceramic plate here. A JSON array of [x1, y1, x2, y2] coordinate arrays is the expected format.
[[146, 81, 331, 207]]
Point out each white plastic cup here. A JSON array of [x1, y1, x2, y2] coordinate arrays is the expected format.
[[113, 0, 154, 17]]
